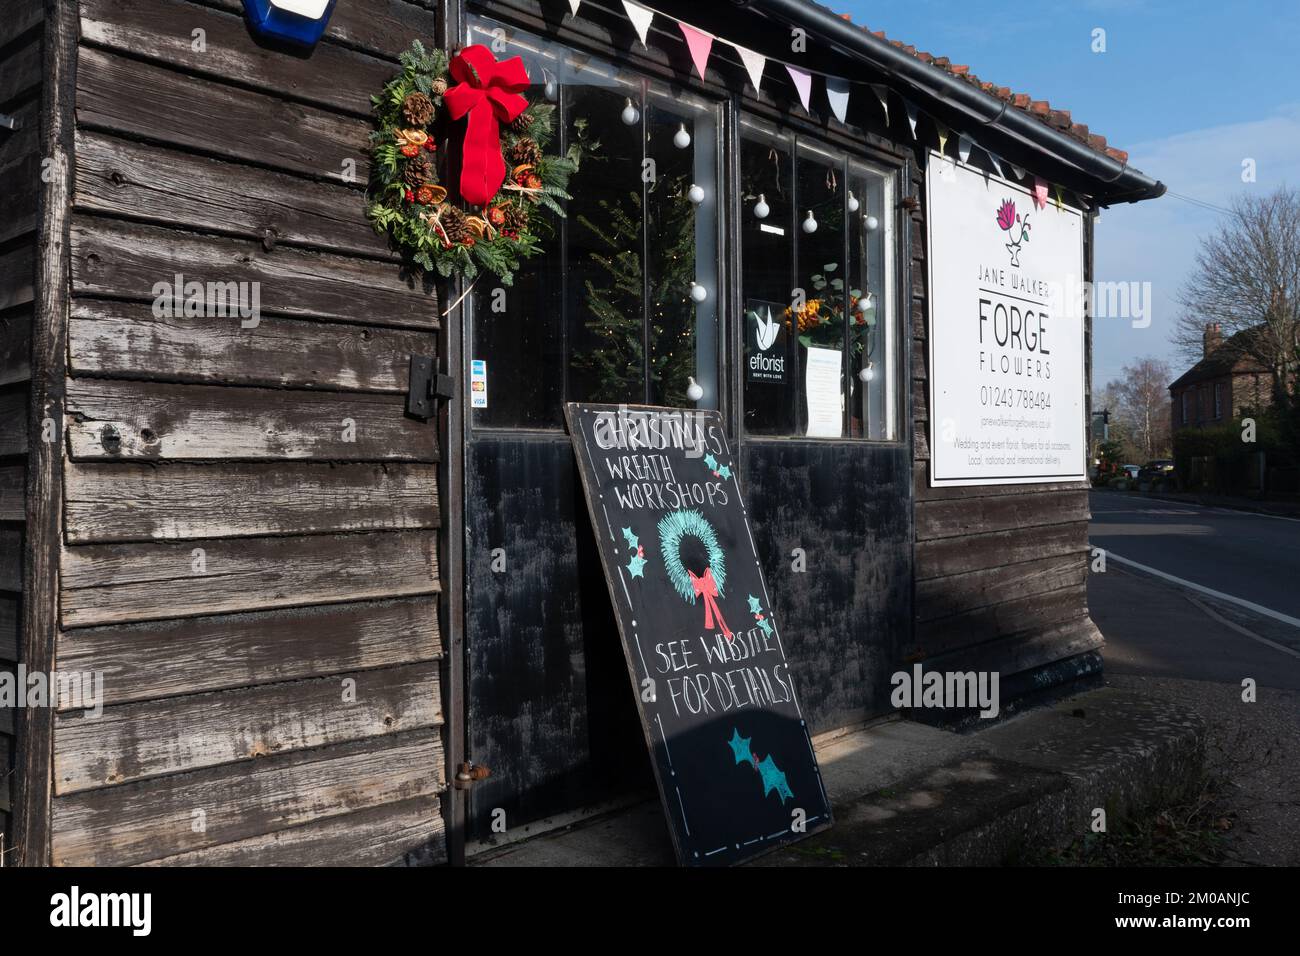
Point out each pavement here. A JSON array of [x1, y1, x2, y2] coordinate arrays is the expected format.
[[1087, 489, 1300, 865]]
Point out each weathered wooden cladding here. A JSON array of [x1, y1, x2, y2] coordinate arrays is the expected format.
[[0, 390, 28, 456], [916, 488, 1090, 541], [0, 308, 33, 385], [71, 218, 435, 329], [0, 597, 17, 660], [79, 0, 395, 117], [0, 32, 42, 107], [77, 46, 371, 182], [65, 379, 438, 461], [204, 0, 439, 60], [66, 461, 439, 542], [0, 245, 35, 311], [61, 530, 440, 628], [0, 464, 24, 520], [139, 793, 445, 867], [56, 596, 441, 709], [50, 730, 444, 866], [69, 299, 427, 393], [54, 661, 444, 793], [0, 526, 22, 591]]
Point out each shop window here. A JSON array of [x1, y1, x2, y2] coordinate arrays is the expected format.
[[739, 123, 898, 440], [466, 18, 720, 429]]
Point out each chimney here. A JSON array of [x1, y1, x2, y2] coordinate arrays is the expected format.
[[1203, 322, 1222, 357]]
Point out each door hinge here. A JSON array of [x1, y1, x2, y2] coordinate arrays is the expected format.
[[407, 354, 455, 420], [454, 761, 491, 790]]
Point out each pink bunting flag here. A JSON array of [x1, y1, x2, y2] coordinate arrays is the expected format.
[[1032, 177, 1050, 210], [679, 23, 714, 80], [785, 64, 812, 112]]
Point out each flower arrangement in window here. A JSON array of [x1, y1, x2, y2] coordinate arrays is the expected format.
[[783, 262, 876, 352], [366, 41, 581, 285]]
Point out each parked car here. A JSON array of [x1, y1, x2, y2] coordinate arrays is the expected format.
[[1121, 464, 1140, 479], [1138, 460, 1175, 483]]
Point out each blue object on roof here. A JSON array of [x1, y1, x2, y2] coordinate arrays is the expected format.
[[242, 0, 339, 48]]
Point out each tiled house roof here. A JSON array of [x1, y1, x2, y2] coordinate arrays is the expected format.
[[836, 13, 1130, 164], [1169, 327, 1271, 391]]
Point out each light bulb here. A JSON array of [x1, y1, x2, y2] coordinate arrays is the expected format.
[[847, 191, 860, 213], [673, 123, 691, 149], [802, 210, 818, 233], [864, 214, 880, 232], [621, 98, 639, 125], [690, 282, 707, 303], [544, 78, 557, 102], [687, 183, 705, 205], [857, 291, 873, 314], [686, 377, 704, 402], [859, 363, 875, 382], [753, 194, 769, 219]]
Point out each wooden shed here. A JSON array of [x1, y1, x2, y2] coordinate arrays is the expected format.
[[0, 0, 1163, 866]]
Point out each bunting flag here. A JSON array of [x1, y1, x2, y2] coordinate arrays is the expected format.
[[935, 122, 949, 155], [732, 43, 766, 93], [904, 100, 918, 139], [957, 135, 972, 164], [1009, 162, 1026, 180], [785, 64, 812, 112], [568, 0, 582, 14], [679, 23, 714, 79], [1053, 184, 1064, 211], [623, 0, 654, 46], [1032, 176, 1050, 210], [986, 151, 1005, 178], [825, 77, 850, 123], [870, 84, 890, 124]]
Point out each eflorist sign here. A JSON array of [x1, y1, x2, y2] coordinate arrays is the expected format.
[[925, 152, 1087, 487]]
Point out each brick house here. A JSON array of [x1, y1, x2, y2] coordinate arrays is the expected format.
[[1169, 323, 1273, 431]]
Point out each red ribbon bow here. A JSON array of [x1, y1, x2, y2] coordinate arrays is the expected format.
[[443, 45, 530, 207], [688, 568, 733, 641]]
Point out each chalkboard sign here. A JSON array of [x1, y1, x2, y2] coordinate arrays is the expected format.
[[565, 403, 832, 866]]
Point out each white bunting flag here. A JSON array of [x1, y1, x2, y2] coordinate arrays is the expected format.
[[904, 100, 918, 139], [870, 84, 890, 125], [986, 151, 1005, 178], [568, 0, 582, 15], [825, 77, 850, 123], [731, 43, 766, 93], [957, 135, 972, 164], [1009, 162, 1026, 180], [786, 64, 813, 112], [622, 0, 654, 47]]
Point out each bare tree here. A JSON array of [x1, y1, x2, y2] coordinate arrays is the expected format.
[[1176, 186, 1300, 411], [1109, 357, 1173, 460]]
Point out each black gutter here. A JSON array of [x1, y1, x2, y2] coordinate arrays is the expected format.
[[741, 0, 1167, 205]]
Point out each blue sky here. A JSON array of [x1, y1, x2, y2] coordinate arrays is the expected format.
[[834, 0, 1300, 387]]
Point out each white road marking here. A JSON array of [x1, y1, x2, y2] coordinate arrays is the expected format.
[[1100, 549, 1300, 635], [1184, 593, 1300, 662]]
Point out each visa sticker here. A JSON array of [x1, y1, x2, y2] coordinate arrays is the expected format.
[[470, 359, 488, 409]]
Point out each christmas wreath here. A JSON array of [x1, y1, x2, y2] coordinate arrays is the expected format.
[[367, 41, 579, 285]]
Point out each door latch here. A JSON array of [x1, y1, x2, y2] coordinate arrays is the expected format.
[[454, 762, 491, 790], [407, 354, 455, 420]]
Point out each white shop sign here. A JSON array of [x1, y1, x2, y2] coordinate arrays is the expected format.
[[925, 151, 1087, 486]]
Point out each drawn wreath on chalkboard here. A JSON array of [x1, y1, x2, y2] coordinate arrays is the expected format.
[[658, 509, 732, 641], [366, 41, 580, 285]]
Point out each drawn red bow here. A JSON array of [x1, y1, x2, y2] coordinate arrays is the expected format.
[[688, 568, 732, 641], [443, 45, 530, 207]]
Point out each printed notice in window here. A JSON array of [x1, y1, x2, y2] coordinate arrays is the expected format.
[[804, 346, 843, 438], [925, 152, 1086, 486]]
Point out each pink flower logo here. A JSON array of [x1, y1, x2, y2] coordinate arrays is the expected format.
[[995, 197, 1031, 267]]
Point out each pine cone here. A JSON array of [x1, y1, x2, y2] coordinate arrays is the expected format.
[[438, 205, 468, 244], [403, 92, 435, 126], [431, 77, 448, 97], [502, 203, 530, 234], [509, 110, 534, 135], [403, 153, 434, 187], [509, 138, 542, 167]]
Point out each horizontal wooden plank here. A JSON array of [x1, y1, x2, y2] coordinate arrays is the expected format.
[[916, 615, 1103, 676], [916, 489, 1090, 541], [66, 461, 439, 542], [0, 244, 34, 311], [65, 379, 438, 462], [0, 733, 11, 812], [140, 793, 445, 866], [56, 596, 441, 708], [0, 149, 40, 245], [69, 299, 429, 392], [915, 552, 1087, 623], [55, 661, 443, 793], [61, 530, 439, 628], [51, 729, 444, 866], [80, 0, 395, 117], [76, 46, 371, 182], [71, 216, 435, 329], [0, 667, 12, 734], [0, 309, 32, 385], [0, 34, 41, 107], [909, 584, 1089, 658], [74, 131, 393, 259], [913, 462, 1089, 501], [205, 0, 438, 60], [0, 464, 23, 520], [0, 0, 42, 53], [0, 526, 21, 591], [0, 597, 17, 660], [916, 519, 1087, 581], [0, 391, 26, 456], [0, 100, 38, 174]]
